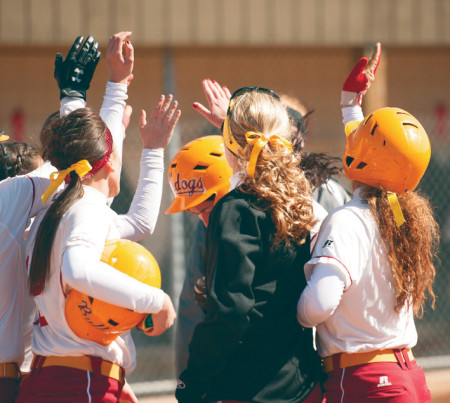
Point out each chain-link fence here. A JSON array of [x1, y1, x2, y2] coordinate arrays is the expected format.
[[2, 44, 447, 391]]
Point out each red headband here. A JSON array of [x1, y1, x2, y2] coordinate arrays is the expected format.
[[88, 126, 113, 177], [65, 126, 113, 183]]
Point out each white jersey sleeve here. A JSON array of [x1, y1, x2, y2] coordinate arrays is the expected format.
[[297, 263, 346, 328], [60, 82, 128, 159], [60, 98, 86, 116], [341, 105, 364, 125], [114, 149, 164, 240], [304, 205, 371, 288], [99, 82, 128, 160], [62, 245, 164, 314]]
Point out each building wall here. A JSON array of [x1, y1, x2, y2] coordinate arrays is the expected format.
[[1, 0, 449, 46]]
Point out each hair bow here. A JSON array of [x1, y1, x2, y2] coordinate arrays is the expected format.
[[41, 159, 92, 204], [245, 132, 292, 178]]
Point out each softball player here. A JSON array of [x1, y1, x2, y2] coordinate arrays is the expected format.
[[165, 135, 233, 376], [297, 43, 438, 402], [176, 87, 324, 403], [17, 92, 179, 402], [0, 32, 127, 402]]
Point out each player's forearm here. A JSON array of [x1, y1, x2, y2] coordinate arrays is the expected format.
[[62, 245, 164, 313], [341, 105, 364, 126], [99, 81, 128, 159], [60, 98, 86, 117], [115, 149, 164, 240]]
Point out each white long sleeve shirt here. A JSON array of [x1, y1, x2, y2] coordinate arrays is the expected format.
[[297, 186, 418, 359], [0, 82, 127, 369], [25, 149, 165, 375]]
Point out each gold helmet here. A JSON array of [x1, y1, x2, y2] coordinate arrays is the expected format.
[[166, 135, 232, 214], [343, 107, 431, 194], [65, 239, 161, 346]]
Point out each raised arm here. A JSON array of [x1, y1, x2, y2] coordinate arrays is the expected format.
[[114, 94, 181, 240], [341, 42, 381, 125], [57, 35, 101, 116], [99, 31, 134, 160], [193, 78, 231, 128]]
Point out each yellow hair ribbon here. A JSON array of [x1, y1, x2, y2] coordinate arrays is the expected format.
[[387, 192, 405, 227], [245, 132, 292, 178], [41, 159, 92, 204]]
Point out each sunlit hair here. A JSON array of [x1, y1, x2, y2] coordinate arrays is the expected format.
[[229, 90, 316, 247], [361, 186, 439, 317], [29, 108, 109, 296]]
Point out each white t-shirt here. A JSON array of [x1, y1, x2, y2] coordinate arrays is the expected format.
[[26, 149, 165, 375], [0, 82, 127, 369], [298, 188, 417, 357]]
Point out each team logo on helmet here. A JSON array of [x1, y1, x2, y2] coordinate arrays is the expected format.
[[174, 173, 205, 197]]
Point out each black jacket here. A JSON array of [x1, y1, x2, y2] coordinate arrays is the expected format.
[[177, 188, 322, 402]]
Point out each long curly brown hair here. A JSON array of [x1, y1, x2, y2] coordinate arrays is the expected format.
[[229, 90, 316, 247], [361, 186, 440, 317]]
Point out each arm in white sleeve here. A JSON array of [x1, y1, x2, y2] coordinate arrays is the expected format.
[[297, 263, 346, 328], [60, 83, 128, 160], [60, 98, 86, 117], [114, 148, 164, 241], [99, 82, 128, 160], [341, 105, 364, 126], [62, 245, 164, 314]]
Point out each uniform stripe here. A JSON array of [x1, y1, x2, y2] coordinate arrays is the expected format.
[[340, 367, 345, 403], [86, 371, 92, 403]]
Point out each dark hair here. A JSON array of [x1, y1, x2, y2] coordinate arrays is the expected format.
[[29, 108, 108, 296], [0, 141, 42, 180], [300, 152, 344, 190]]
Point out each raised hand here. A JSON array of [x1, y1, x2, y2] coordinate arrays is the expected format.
[[106, 31, 134, 85], [139, 95, 181, 150], [193, 78, 231, 128], [54, 35, 101, 100], [341, 42, 381, 106]]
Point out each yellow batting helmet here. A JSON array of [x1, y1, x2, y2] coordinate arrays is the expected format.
[[343, 107, 431, 194], [0, 131, 9, 141], [65, 239, 161, 346], [165, 135, 232, 214]]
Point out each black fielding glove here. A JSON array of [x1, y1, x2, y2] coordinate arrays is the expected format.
[[54, 35, 101, 100]]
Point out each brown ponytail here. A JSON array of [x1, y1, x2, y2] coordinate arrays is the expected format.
[[29, 108, 108, 295]]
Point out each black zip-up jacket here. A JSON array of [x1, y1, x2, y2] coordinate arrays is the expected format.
[[176, 188, 322, 402]]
